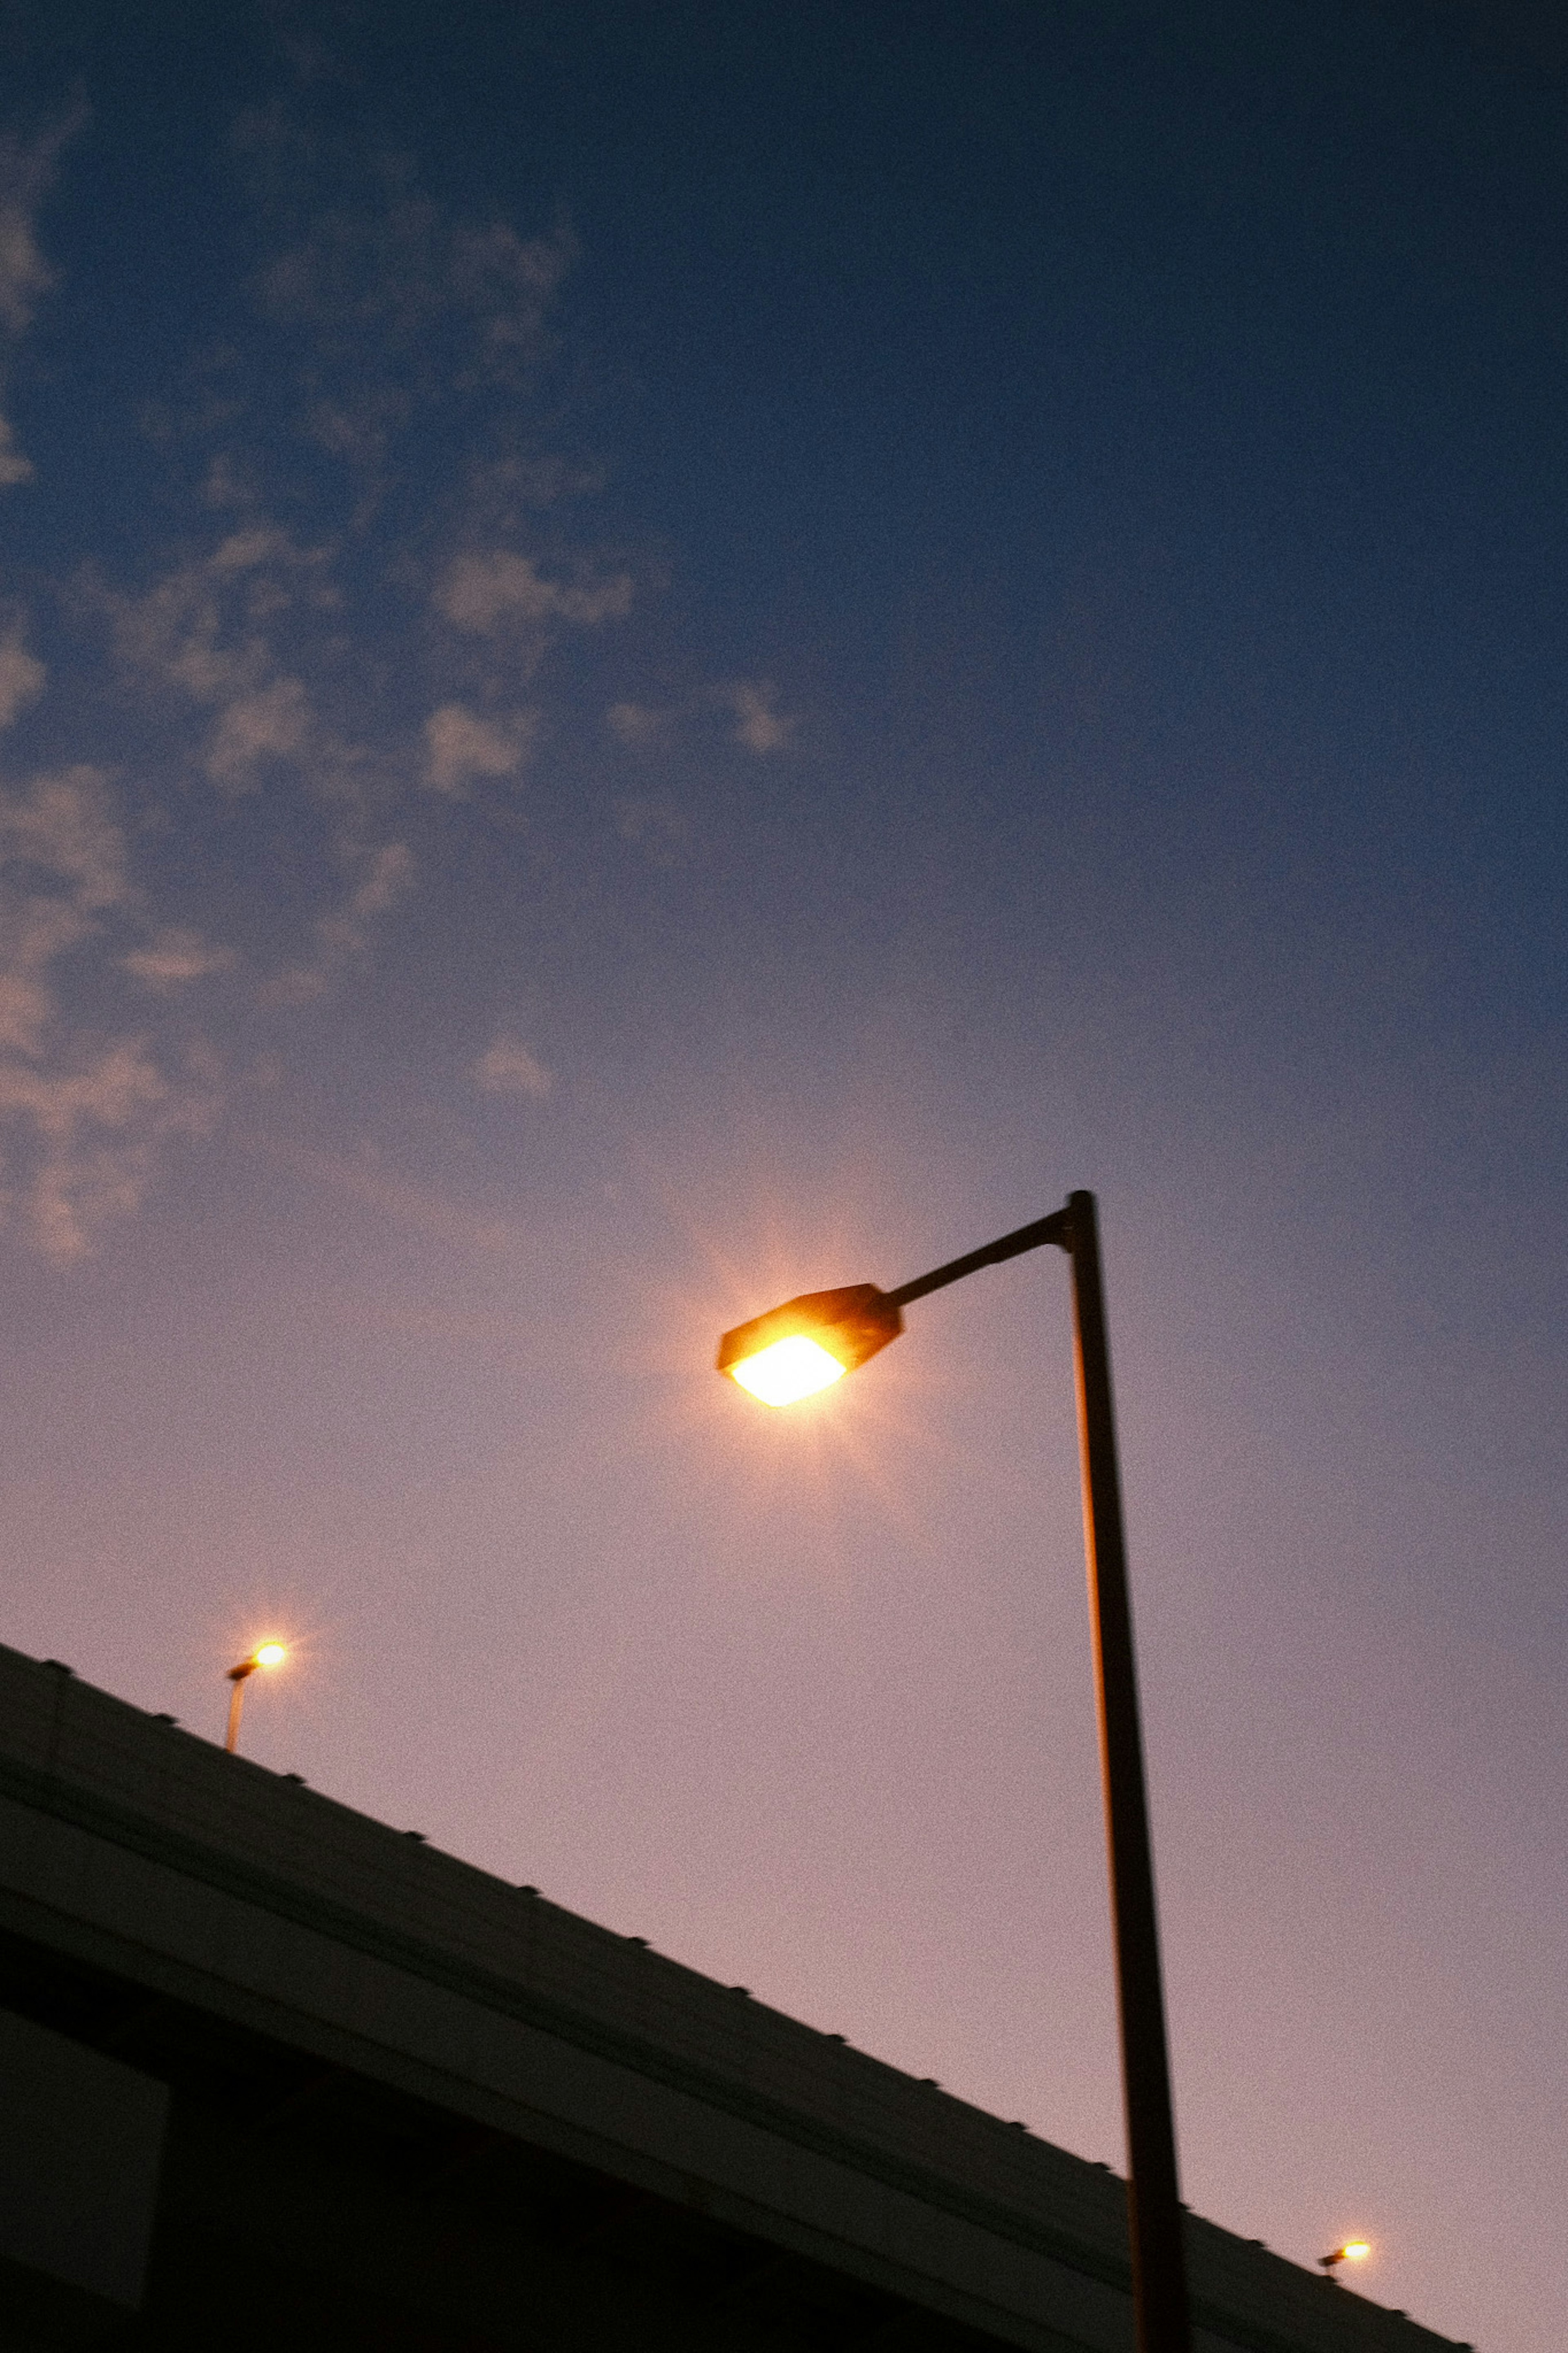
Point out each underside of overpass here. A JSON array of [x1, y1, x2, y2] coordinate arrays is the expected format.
[[0, 1643, 1464, 2353], [1, 1926, 999, 2353]]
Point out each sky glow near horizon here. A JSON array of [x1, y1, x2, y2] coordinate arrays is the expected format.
[[1, 7, 1565, 2348]]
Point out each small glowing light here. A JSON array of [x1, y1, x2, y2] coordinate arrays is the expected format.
[[254, 1643, 287, 1669], [1342, 2242, 1371, 2263], [728, 1335, 848, 1407]]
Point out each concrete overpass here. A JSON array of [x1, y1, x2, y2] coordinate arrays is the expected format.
[[0, 1642, 1465, 2352]]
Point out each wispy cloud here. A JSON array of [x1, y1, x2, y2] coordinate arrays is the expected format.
[[424, 702, 536, 796], [606, 680, 800, 756], [96, 500, 424, 1010], [0, 415, 31, 488], [606, 700, 671, 745], [258, 191, 573, 381], [434, 551, 633, 634], [0, 1045, 169, 1264], [326, 840, 414, 936], [714, 679, 797, 753], [0, 766, 221, 1260], [0, 119, 782, 1265], [0, 623, 44, 728], [0, 765, 125, 1059], [265, 840, 415, 1006], [243, 143, 577, 482], [0, 114, 82, 488], [472, 1033, 553, 1098], [205, 674, 313, 787], [616, 795, 688, 868], [1, 763, 129, 912], [0, 124, 64, 333], [105, 520, 336, 791], [122, 927, 237, 988], [0, 128, 618, 1260], [270, 1135, 536, 1258]]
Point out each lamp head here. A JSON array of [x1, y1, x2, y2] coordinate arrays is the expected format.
[[229, 1641, 287, 1682], [717, 1284, 903, 1406]]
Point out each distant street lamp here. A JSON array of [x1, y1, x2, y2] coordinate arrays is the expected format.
[[717, 1191, 1191, 2353], [1319, 2241, 1372, 2280], [224, 1642, 287, 1754]]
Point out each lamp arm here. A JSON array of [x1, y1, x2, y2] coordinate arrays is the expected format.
[[886, 1207, 1071, 1309]]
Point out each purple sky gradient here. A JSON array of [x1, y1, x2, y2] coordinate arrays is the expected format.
[[2, 8, 1565, 2346]]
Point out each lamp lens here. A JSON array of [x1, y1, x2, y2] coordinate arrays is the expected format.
[[728, 1336, 848, 1407]]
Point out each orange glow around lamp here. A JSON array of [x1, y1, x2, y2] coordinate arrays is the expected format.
[[717, 1192, 1192, 2353], [224, 1642, 286, 1754]]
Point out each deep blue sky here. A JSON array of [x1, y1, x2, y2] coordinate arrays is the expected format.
[[2, 8, 1565, 2348]]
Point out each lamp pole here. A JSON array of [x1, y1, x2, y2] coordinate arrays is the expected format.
[[224, 1659, 255, 1753], [1061, 1191, 1189, 2353], [223, 1643, 287, 1754], [718, 1189, 1191, 2353]]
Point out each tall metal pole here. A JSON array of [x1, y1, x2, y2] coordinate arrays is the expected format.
[[224, 1664, 252, 1754], [719, 1189, 1192, 2349], [1065, 1189, 1191, 2353]]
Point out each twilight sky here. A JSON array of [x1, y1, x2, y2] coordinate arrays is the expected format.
[[2, 5, 1566, 2345]]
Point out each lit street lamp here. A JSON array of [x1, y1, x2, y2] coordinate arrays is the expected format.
[[224, 1642, 286, 1754], [1319, 2241, 1372, 2280], [717, 1190, 1191, 2353]]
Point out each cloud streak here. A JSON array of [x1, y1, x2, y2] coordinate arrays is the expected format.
[[715, 679, 797, 753], [0, 625, 45, 724], [473, 1034, 553, 1097], [122, 928, 237, 988], [0, 765, 220, 1260], [0, 125, 64, 332], [0, 114, 82, 489], [434, 551, 634, 634], [0, 120, 797, 1263], [605, 681, 800, 756], [424, 702, 536, 796], [0, 415, 31, 488], [105, 520, 336, 792]]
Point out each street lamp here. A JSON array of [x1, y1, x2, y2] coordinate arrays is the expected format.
[[224, 1642, 286, 1754], [1319, 2241, 1372, 2280], [717, 1190, 1191, 2353]]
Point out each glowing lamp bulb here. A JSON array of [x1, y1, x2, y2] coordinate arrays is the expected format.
[[254, 1643, 287, 1669], [1342, 2242, 1370, 2263], [728, 1334, 849, 1407]]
